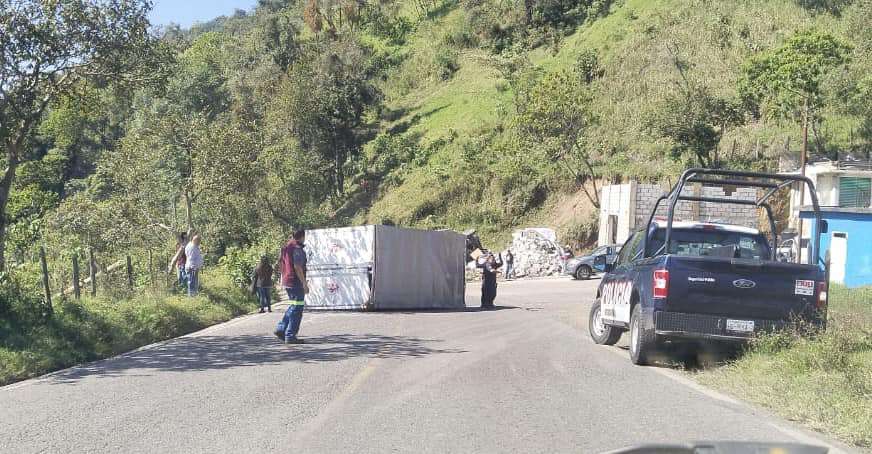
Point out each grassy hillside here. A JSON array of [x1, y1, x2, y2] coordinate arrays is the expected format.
[[348, 0, 867, 249]]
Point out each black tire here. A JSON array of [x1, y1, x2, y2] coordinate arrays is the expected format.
[[589, 298, 622, 345], [629, 304, 657, 365], [575, 265, 592, 280]]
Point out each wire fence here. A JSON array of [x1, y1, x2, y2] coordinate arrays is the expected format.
[[35, 246, 180, 312]]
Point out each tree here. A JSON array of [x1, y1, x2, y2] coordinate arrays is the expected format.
[[303, 0, 373, 37], [739, 30, 851, 168], [112, 108, 258, 237], [270, 39, 380, 197], [0, 0, 167, 271], [647, 86, 742, 168], [513, 69, 600, 207]]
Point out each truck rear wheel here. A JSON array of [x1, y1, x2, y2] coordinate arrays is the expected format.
[[589, 299, 622, 345], [629, 305, 657, 365]]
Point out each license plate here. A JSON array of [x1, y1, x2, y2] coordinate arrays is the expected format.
[[726, 319, 755, 333]]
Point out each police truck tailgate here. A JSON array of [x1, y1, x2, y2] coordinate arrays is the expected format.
[[664, 255, 822, 321]]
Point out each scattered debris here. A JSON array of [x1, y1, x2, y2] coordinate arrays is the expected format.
[[507, 229, 563, 278]]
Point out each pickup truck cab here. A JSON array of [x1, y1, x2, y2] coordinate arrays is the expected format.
[[588, 169, 829, 365]]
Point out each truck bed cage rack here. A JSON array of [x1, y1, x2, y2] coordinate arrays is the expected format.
[[642, 168, 824, 266]]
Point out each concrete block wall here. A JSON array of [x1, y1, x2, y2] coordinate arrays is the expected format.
[[633, 184, 758, 228], [599, 182, 761, 246]]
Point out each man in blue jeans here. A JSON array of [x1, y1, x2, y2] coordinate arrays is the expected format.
[[274, 229, 308, 344]]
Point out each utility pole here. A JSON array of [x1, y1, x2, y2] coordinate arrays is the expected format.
[[797, 99, 809, 263]]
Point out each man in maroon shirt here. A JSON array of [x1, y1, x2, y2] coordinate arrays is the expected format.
[[274, 229, 309, 344]]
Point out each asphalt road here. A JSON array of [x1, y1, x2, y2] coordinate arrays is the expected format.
[[0, 278, 854, 453]]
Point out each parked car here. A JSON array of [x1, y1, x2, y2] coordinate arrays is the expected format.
[[776, 238, 796, 262], [564, 245, 620, 280], [588, 169, 829, 365]]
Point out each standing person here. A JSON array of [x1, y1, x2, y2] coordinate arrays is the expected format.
[[184, 235, 204, 297], [561, 244, 573, 274], [274, 229, 308, 344], [480, 253, 502, 309], [503, 249, 515, 280], [252, 255, 274, 313], [168, 232, 188, 288]]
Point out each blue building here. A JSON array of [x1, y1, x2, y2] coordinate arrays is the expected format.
[[800, 208, 872, 288], [790, 159, 872, 288]]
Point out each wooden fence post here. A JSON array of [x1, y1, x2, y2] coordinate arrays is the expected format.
[[126, 255, 133, 290], [89, 248, 97, 297], [72, 254, 81, 300], [148, 250, 154, 288], [39, 246, 52, 312]]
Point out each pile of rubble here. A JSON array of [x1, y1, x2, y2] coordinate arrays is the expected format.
[[507, 229, 563, 278]]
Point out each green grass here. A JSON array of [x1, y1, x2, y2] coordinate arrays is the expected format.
[[0, 269, 257, 387], [697, 286, 872, 448], [352, 0, 868, 251]]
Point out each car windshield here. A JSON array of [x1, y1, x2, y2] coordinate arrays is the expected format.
[[589, 246, 608, 256], [648, 228, 771, 260]]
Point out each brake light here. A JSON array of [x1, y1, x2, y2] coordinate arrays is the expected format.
[[817, 281, 828, 309], [653, 269, 669, 298]]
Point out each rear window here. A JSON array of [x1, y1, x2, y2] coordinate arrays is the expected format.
[[647, 228, 771, 260]]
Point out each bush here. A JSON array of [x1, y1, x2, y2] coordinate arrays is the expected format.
[[433, 46, 460, 80], [367, 11, 414, 45], [219, 240, 280, 289], [0, 271, 50, 330], [366, 132, 422, 176]]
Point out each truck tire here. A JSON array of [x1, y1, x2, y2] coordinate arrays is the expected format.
[[575, 265, 592, 280], [629, 304, 657, 365], [589, 298, 622, 345]]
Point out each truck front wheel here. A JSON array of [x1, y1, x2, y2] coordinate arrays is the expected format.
[[629, 305, 657, 365], [589, 299, 622, 345]]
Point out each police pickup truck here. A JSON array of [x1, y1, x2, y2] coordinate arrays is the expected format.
[[588, 169, 830, 365]]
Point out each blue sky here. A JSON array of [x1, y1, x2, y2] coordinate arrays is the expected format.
[[149, 0, 259, 27]]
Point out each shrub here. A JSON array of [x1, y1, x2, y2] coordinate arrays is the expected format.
[[219, 241, 279, 289], [368, 12, 414, 45], [433, 46, 460, 80], [0, 271, 50, 329], [366, 132, 421, 176]]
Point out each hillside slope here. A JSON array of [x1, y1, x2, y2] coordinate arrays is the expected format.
[[347, 0, 868, 249]]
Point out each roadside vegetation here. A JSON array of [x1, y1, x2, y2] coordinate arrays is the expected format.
[[698, 286, 872, 448], [0, 269, 256, 387], [2, 0, 872, 439]]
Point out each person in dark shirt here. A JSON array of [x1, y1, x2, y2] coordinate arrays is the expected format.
[[252, 255, 274, 313], [481, 253, 502, 309], [503, 249, 515, 280], [169, 232, 188, 288]]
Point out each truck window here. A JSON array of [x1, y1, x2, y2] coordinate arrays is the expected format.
[[616, 232, 643, 266], [647, 228, 771, 260]]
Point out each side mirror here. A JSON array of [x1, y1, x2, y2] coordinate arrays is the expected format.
[[603, 262, 615, 273], [819, 219, 829, 234]]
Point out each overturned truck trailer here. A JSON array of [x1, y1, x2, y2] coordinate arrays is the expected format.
[[304, 226, 466, 310]]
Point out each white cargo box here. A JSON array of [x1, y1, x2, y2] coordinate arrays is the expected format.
[[302, 225, 466, 310]]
